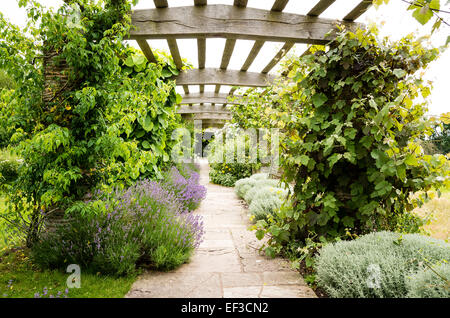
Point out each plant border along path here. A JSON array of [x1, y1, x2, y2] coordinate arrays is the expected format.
[[126, 160, 316, 298]]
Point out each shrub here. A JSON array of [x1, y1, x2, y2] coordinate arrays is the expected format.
[[161, 167, 207, 211], [406, 264, 450, 298], [207, 125, 265, 187], [250, 173, 269, 180], [235, 177, 256, 198], [249, 188, 287, 221], [235, 174, 288, 221], [209, 170, 238, 187], [32, 178, 204, 276], [0, 150, 21, 184], [315, 231, 450, 298], [243, 180, 281, 203], [209, 163, 254, 187]]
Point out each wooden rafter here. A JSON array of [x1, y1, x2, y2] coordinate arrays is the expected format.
[[271, 0, 289, 12], [308, 0, 336, 16], [136, 39, 157, 64], [344, 0, 372, 21]]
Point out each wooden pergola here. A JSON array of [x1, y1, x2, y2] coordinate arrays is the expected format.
[[128, 0, 372, 128]]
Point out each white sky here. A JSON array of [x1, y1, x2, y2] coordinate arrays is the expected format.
[[0, 0, 448, 116]]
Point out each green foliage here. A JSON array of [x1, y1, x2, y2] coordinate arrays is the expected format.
[[425, 113, 450, 154], [0, 149, 21, 184], [248, 27, 449, 253], [235, 177, 258, 198], [248, 187, 288, 221], [406, 263, 450, 298], [0, 248, 135, 298], [315, 231, 450, 298], [31, 172, 204, 276], [235, 174, 288, 221], [207, 125, 263, 187], [0, 0, 185, 244], [209, 170, 238, 187], [0, 69, 15, 90]]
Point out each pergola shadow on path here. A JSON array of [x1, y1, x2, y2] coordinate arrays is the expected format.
[[127, 0, 372, 128]]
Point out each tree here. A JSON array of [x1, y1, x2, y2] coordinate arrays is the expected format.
[[0, 0, 183, 245]]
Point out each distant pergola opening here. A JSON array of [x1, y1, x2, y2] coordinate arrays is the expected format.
[[127, 0, 372, 128]]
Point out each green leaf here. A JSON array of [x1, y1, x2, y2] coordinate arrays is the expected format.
[[134, 130, 145, 138], [360, 136, 373, 149], [169, 66, 180, 75], [312, 93, 328, 107], [393, 68, 407, 78], [175, 93, 183, 104], [412, 5, 433, 25], [296, 155, 310, 166], [328, 153, 342, 168], [255, 230, 265, 240], [141, 140, 151, 149], [161, 68, 173, 78], [405, 154, 419, 166], [344, 128, 357, 139], [124, 56, 134, 67], [142, 114, 154, 132], [132, 54, 146, 66]]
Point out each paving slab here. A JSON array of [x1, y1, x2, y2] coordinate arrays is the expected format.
[[126, 160, 316, 298]]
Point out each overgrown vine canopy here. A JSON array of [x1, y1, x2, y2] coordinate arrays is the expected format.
[[232, 26, 450, 249], [0, 0, 185, 244]]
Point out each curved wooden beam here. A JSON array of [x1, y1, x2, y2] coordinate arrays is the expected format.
[[130, 5, 361, 44]]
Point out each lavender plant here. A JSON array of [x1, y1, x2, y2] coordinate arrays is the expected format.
[[161, 167, 207, 212], [31, 170, 205, 276]]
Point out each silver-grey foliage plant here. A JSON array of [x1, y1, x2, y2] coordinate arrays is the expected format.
[[315, 231, 450, 298]]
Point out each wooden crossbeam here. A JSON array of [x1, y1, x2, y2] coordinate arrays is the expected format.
[[193, 113, 232, 120], [173, 68, 276, 87], [130, 5, 360, 44], [179, 93, 242, 105], [178, 104, 231, 114], [136, 39, 157, 63], [343, 0, 372, 21], [308, 0, 336, 16]]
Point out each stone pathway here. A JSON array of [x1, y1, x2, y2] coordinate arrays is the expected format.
[[126, 160, 316, 298]]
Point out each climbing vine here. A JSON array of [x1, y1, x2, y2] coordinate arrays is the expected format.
[[235, 26, 449, 251], [0, 0, 184, 245]]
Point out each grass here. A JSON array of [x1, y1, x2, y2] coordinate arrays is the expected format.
[[413, 186, 450, 241], [0, 247, 136, 298]]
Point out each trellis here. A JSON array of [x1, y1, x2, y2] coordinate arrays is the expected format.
[[128, 0, 372, 127]]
